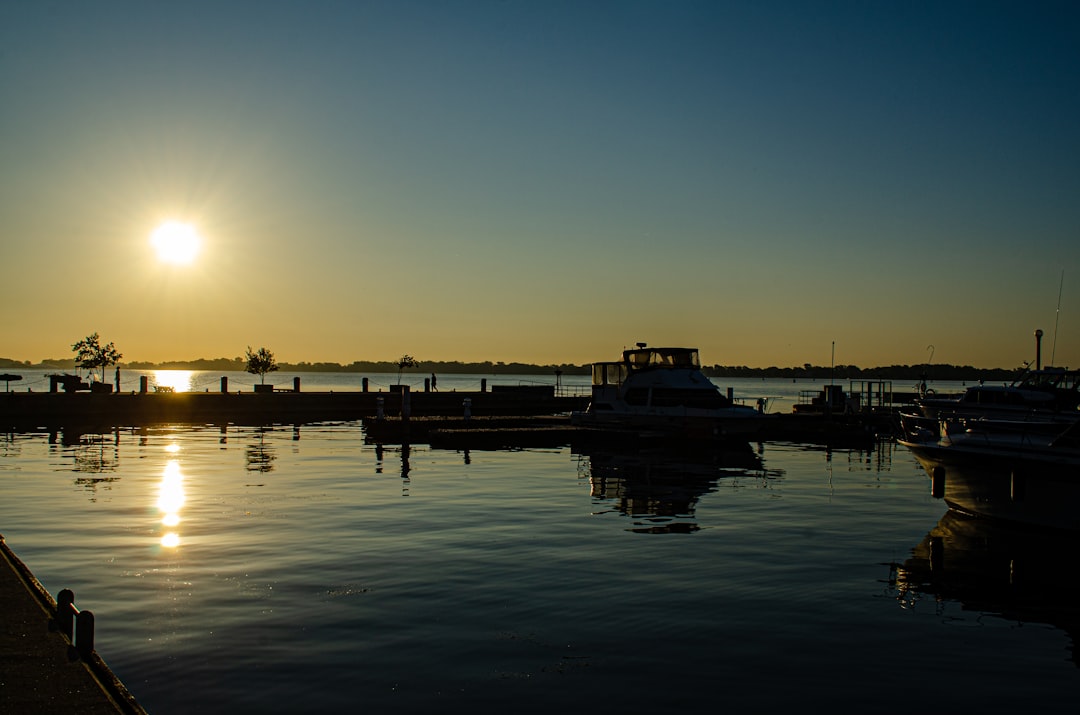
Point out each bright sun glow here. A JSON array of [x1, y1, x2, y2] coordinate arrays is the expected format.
[[151, 221, 201, 264]]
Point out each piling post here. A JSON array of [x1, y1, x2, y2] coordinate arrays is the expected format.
[[362, 377, 369, 392], [56, 588, 75, 637], [293, 376, 301, 392], [75, 610, 95, 658], [481, 378, 487, 393], [401, 385, 411, 421], [424, 378, 430, 392], [376, 396, 385, 420], [463, 397, 472, 421], [140, 376, 149, 393], [221, 376, 228, 393]]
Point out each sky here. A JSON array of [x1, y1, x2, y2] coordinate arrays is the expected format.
[[2, 0, 1078, 369]]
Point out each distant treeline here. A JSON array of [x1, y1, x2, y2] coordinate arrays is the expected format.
[[0, 357, 589, 375], [0, 357, 1028, 382], [701, 363, 1022, 382]]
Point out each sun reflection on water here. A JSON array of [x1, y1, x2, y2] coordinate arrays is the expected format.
[[153, 370, 195, 393], [157, 457, 186, 549]]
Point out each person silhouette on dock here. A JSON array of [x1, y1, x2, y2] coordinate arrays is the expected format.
[[431, 373, 438, 391]]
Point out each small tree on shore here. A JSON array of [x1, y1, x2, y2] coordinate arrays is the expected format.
[[396, 354, 418, 384], [72, 332, 122, 383], [245, 346, 278, 384]]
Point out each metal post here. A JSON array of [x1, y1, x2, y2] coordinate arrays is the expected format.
[[75, 610, 95, 658], [1035, 329, 1044, 370], [57, 588, 75, 638]]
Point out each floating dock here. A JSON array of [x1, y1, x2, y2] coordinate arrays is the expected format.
[[361, 412, 898, 448]]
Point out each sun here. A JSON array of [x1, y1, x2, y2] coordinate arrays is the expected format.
[[150, 221, 201, 265]]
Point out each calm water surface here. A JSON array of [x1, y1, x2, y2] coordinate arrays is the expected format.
[[2, 377, 1078, 713]]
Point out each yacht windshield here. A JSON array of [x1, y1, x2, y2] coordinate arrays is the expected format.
[[624, 348, 700, 370]]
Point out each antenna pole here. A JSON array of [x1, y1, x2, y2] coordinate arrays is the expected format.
[[1051, 270, 1063, 366]]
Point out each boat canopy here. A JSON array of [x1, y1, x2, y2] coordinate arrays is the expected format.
[[623, 347, 700, 370], [1013, 367, 1079, 391], [591, 347, 704, 386]]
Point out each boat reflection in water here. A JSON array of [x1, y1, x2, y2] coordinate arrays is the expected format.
[[891, 509, 1080, 666], [575, 444, 776, 534]]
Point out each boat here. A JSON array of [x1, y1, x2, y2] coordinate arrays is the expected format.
[[570, 345, 763, 440], [915, 366, 1080, 420], [898, 416, 1080, 530], [901, 365, 1080, 440]]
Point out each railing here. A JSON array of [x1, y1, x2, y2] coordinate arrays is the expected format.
[[56, 588, 95, 658]]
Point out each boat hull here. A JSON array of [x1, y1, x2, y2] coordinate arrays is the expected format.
[[901, 439, 1080, 531]]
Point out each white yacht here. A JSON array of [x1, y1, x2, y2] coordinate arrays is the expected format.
[[899, 417, 1080, 530], [571, 345, 763, 440]]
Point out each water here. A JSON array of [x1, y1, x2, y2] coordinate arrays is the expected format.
[[3, 377, 1078, 713]]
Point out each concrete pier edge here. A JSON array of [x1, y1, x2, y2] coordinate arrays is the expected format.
[[0, 533, 147, 714]]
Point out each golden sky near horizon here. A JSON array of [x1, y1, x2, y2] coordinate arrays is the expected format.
[[3, 2, 1078, 369]]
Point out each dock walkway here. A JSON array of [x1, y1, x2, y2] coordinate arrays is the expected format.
[[0, 534, 145, 714]]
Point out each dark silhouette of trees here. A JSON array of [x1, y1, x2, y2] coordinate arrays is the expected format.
[[71, 332, 122, 383], [245, 346, 279, 384]]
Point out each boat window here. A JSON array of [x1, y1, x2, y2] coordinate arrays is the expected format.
[[624, 348, 700, 370], [592, 363, 626, 386]]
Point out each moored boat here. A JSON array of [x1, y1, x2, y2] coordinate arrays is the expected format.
[[899, 417, 1080, 530], [916, 366, 1080, 421], [570, 345, 763, 441]]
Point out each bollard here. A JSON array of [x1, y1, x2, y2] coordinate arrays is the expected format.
[[56, 588, 94, 657], [463, 397, 472, 421], [293, 376, 301, 392], [57, 588, 76, 638], [75, 610, 95, 658], [221, 376, 229, 393]]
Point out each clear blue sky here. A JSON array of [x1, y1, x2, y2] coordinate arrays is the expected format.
[[2, 0, 1078, 368]]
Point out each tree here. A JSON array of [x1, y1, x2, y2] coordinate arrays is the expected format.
[[71, 332, 122, 383], [396, 354, 418, 384], [245, 346, 278, 384]]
